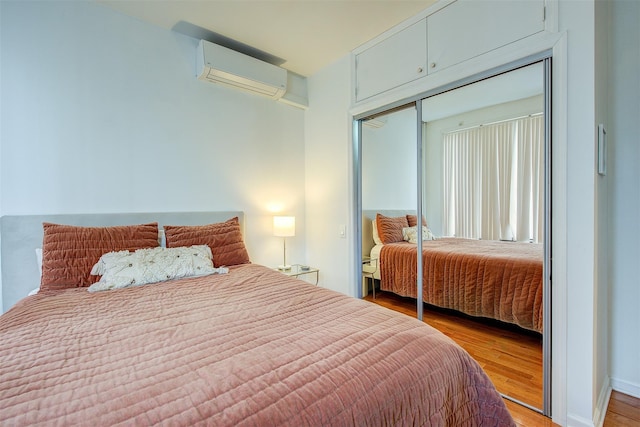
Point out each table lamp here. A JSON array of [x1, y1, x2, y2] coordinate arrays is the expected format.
[[273, 216, 295, 271]]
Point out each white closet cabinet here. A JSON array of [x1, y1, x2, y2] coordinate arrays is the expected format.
[[355, 19, 427, 102], [427, 0, 545, 74]]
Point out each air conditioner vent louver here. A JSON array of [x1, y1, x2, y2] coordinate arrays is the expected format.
[[197, 40, 287, 100]]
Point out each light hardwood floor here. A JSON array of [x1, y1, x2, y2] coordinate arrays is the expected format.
[[364, 290, 543, 408], [506, 391, 640, 426], [604, 391, 640, 426], [364, 290, 640, 426]]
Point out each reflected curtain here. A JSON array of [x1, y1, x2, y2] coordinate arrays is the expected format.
[[515, 115, 544, 242], [443, 115, 543, 242]]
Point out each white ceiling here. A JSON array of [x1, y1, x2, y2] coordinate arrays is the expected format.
[[97, 0, 436, 77]]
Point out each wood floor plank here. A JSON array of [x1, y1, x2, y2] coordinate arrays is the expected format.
[[603, 412, 640, 427], [606, 391, 640, 424], [503, 399, 558, 426], [611, 391, 640, 408]]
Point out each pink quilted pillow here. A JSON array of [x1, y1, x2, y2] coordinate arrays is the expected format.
[[40, 222, 159, 291], [164, 217, 250, 267]]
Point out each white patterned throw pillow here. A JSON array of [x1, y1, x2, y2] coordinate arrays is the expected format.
[[88, 245, 227, 292], [402, 226, 437, 244]]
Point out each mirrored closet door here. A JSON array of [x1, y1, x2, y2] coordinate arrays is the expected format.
[[360, 105, 418, 300], [356, 59, 551, 415]]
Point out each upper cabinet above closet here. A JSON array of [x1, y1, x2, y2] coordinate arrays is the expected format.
[[355, 19, 427, 102], [427, 0, 545, 73], [352, 0, 546, 104]]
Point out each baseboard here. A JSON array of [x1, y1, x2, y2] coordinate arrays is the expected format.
[[566, 378, 611, 427], [566, 413, 595, 427], [611, 377, 640, 399], [565, 377, 639, 427], [593, 378, 612, 427]]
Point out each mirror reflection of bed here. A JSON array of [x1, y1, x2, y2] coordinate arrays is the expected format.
[[363, 210, 542, 407], [360, 63, 546, 411]]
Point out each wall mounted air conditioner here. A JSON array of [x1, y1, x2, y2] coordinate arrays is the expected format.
[[197, 40, 287, 99]]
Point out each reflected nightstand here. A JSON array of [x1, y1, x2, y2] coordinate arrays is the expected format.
[[362, 256, 378, 298]]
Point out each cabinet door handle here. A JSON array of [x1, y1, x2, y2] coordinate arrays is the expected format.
[[430, 62, 437, 69], [417, 67, 424, 73]]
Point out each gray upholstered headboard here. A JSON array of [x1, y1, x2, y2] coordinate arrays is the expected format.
[[362, 209, 416, 257], [0, 211, 243, 313]]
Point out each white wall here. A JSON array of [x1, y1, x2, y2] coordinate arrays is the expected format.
[[609, 0, 640, 400], [0, 0, 3, 310], [304, 56, 353, 295], [362, 108, 417, 211], [0, 0, 308, 298]]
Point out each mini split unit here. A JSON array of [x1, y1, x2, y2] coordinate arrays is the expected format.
[[196, 39, 287, 99]]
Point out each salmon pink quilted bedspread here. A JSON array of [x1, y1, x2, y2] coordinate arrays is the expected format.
[[1, 264, 513, 426], [379, 239, 543, 333]]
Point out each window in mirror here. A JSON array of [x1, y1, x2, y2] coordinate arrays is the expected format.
[[422, 62, 544, 243]]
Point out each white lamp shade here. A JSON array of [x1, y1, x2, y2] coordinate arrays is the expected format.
[[273, 216, 295, 237]]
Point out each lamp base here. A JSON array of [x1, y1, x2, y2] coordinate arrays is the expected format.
[[277, 265, 292, 271]]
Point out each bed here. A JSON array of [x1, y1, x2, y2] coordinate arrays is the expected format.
[[0, 212, 514, 426], [364, 211, 543, 333]]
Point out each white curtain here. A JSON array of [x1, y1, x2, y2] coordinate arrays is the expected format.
[[443, 115, 543, 242], [515, 115, 544, 242]]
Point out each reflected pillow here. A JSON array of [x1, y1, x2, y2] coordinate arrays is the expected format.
[[402, 226, 437, 244], [406, 214, 428, 227], [375, 214, 409, 244]]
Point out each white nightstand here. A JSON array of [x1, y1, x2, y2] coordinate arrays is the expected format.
[[362, 256, 378, 298], [275, 264, 319, 285]]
